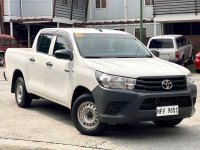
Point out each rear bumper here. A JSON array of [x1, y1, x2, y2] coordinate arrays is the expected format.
[[92, 85, 197, 125]]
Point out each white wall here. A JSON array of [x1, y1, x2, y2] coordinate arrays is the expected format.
[[4, 0, 52, 18], [22, 0, 52, 17], [88, 0, 154, 21]]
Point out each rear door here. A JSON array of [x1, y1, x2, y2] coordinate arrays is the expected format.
[[28, 34, 54, 96], [45, 33, 73, 105]]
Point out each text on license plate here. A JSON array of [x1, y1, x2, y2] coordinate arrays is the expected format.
[[156, 105, 179, 117]]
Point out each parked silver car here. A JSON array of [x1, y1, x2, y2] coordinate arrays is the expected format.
[[147, 35, 194, 65]]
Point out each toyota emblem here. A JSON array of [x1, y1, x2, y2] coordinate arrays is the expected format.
[[161, 80, 173, 90]]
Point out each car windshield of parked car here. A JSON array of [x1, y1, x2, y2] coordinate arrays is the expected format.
[[74, 33, 152, 58], [149, 39, 174, 49]]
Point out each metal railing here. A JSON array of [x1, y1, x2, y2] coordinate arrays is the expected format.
[[153, 0, 200, 16]]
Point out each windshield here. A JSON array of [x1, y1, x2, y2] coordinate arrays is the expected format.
[[149, 39, 174, 49], [74, 33, 152, 58]]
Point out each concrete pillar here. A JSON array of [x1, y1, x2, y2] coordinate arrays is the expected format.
[[124, 0, 127, 20], [57, 22, 60, 28], [10, 22, 13, 36], [154, 20, 157, 36], [89, 0, 92, 21], [27, 24, 30, 48]]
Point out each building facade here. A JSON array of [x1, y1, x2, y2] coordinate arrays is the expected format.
[[84, 0, 161, 44]]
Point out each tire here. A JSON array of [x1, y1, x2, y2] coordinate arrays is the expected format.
[[196, 69, 200, 73], [71, 94, 107, 135], [15, 77, 32, 108], [153, 119, 183, 127]]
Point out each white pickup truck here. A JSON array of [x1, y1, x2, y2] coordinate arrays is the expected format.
[[4, 28, 197, 135]]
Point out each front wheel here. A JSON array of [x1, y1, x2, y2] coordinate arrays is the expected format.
[[71, 94, 107, 135], [15, 77, 32, 108], [153, 119, 183, 127]]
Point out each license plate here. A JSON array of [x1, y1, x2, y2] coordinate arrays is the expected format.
[[156, 105, 179, 117]]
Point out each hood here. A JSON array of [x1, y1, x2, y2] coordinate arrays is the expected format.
[[84, 58, 190, 78]]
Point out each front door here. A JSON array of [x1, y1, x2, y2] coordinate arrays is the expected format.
[[28, 34, 53, 96], [45, 34, 73, 105]]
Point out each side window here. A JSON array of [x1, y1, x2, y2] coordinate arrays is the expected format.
[[96, 0, 107, 8], [144, 0, 154, 6], [11, 39, 18, 47], [3, 39, 11, 46], [176, 37, 187, 48], [53, 36, 71, 55], [37, 34, 53, 54]]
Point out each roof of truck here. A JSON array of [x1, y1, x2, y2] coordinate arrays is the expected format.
[[40, 28, 128, 34], [150, 35, 183, 39]]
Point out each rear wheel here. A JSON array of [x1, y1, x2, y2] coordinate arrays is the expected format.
[[15, 77, 32, 108], [71, 94, 107, 135], [153, 119, 183, 127]]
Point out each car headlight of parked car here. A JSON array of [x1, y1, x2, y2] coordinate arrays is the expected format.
[[187, 73, 194, 86], [96, 71, 136, 90]]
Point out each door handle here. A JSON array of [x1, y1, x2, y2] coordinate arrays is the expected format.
[[29, 57, 35, 62], [64, 70, 70, 72], [46, 62, 53, 67]]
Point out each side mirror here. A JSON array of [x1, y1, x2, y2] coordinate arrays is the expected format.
[[54, 49, 73, 60], [151, 49, 160, 57]]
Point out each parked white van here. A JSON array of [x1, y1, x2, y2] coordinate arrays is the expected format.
[[147, 35, 194, 65]]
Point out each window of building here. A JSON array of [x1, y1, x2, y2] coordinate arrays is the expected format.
[[144, 0, 154, 6], [96, 0, 107, 8], [135, 28, 146, 40], [37, 34, 53, 54]]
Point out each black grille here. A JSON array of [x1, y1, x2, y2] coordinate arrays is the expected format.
[[140, 96, 191, 110], [135, 76, 187, 91]]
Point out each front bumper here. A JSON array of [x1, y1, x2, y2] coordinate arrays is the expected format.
[[92, 85, 197, 125]]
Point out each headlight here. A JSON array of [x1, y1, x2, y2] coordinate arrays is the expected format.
[[96, 71, 136, 90], [187, 73, 194, 86]]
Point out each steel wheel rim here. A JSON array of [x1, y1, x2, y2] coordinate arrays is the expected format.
[[16, 83, 23, 104], [77, 102, 99, 129]]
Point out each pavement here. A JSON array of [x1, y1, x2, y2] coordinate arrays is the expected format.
[[0, 67, 200, 150]]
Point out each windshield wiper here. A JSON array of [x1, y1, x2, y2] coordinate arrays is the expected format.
[[144, 55, 152, 58], [114, 56, 136, 58]]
